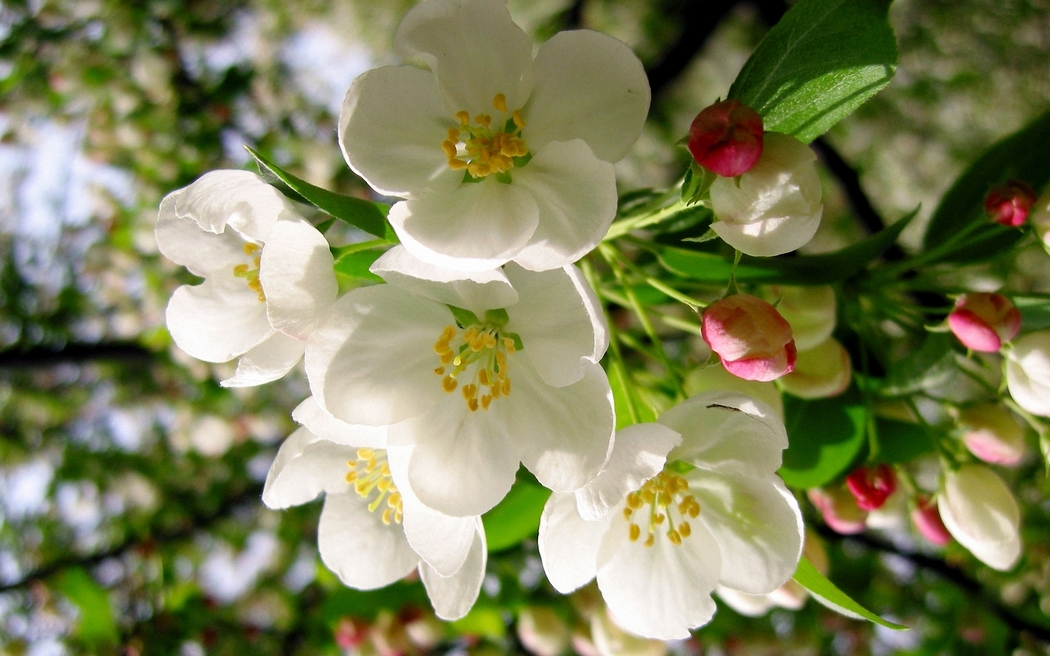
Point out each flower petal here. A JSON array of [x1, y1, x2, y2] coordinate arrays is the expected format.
[[503, 359, 615, 494], [393, 0, 534, 115], [510, 141, 618, 272], [291, 397, 388, 449], [338, 65, 458, 197], [166, 276, 272, 363], [596, 512, 721, 640], [259, 218, 337, 340], [940, 464, 1021, 571], [388, 182, 539, 272], [262, 427, 355, 509], [660, 391, 787, 477], [221, 330, 305, 388], [306, 285, 451, 426], [524, 30, 650, 163], [716, 586, 776, 617], [156, 190, 245, 276], [689, 472, 803, 594], [504, 262, 608, 387], [419, 521, 487, 621], [710, 211, 822, 258], [371, 245, 518, 315], [318, 492, 419, 590], [174, 170, 290, 241], [538, 492, 610, 593]]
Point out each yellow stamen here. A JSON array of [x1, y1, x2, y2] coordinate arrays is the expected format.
[[629, 524, 641, 541], [624, 471, 697, 548], [493, 93, 508, 113]]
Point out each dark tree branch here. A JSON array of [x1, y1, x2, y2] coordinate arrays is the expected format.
[[812, 137, 886, 236], [561, 0, 586, 29], [0, 342, 155, 368], [645, 0, 742, 100]]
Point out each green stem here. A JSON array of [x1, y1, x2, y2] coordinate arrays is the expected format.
[[603, 198, 688, 241], [581, 257, 639, 425]]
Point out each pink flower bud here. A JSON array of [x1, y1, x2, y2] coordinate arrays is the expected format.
[[807, 486, 867, 534], [984, 180, 1037, 227], [958, 404, 1026, 466], [687, 99, 764, 177], [911, 496, 952, 546], [334, 617, 370, 650], [845, 464, 897, 511], [701, 294, 796, 382], [948, 293, 1021, 352]]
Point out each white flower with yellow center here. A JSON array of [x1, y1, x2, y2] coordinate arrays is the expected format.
[[338, 0, 650, 272], [263, 402, 486, 621], [156, 170, 337, 387], [538, 392, 804, 640], [305, 245, 615, 517]]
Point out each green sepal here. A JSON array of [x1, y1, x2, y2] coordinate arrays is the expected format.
[[666, 460, 695, 475], [503, 331, 525, 351], [448, 305, 481, 328], [680, 161, 716, 205], [484, 308, 510, 327]]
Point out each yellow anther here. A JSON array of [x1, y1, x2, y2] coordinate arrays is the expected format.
[[434, 366, 445, 375], [491, 383, 502, 399], [462, 383, 477, 400], [243, 242, 260, 255], [468, 397, 480, 412], [345, 471, 356, 483], [442, 140, 459, 158], [442, 351, 455, 365], [679, 521, 691, 537], [481, 395, 492, 410], [512, 110, 526, 128], [493, 93, 508, 113], [456, 111, 470, 125], [668, 530, 682, 545], [655, 513, 665, 525], [442, 375, 458, 393], [502, 379, 511, 395], [388, 492, 401, 508], [624, 471, 696, 548], [232, 264, 249, 275], [478, 369, 489, 386], [629, 524, 641, 542], [357, 448, 374, 460], [381, 508, 393, 525], [623, 507, 633, 520], [447, 127, 460, 141], [474, 113, 491, 127], [449, 158, 468, 170], [644, 534, 655, 548]]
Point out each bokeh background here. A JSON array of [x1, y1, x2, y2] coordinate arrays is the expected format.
[[2, 0, 1050, 654]]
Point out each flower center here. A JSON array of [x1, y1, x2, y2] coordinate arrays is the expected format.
[[345, 448, 403, 525], [623, 470, 700, 547], [433, 323, 517, 412], [231, 242, 265, 302], [442, 93, 528, 180]]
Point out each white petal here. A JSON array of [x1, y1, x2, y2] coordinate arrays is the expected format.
[[291, 397, 388, 449], [710, 211, 822, 258], [538, 492, 610, 593], [683, 364, 784, 420], [388, 182, 539, 272], [318, 493, 419, 589], [689, 473, 803, 594], [338, 65, 457, 197], [156, 190, 245, 276], [420, 521, 487, 621], [259, 218, 337, 339], [575, 423, 681, 521], [393, 0, 533, 115], [220, 331, 305, 388], [262, 428, 355, 509], [940, 465, 1021, 571], [306, 285, 451, 426], [503, 359, 615, 494], [716, 586, 776, 617], [1006, 332, 1050, 417], [660, 391, 788, 477], [510, 141, 618, 272], [596, 513, 721, 640], [371, 245, 518, 315], [166, 276, 272, 363], [505, 262, 609, 387], [524, 30, 650, 163], [174, 170, 291, 241]]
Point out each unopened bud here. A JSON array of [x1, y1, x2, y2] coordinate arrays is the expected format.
[[807, 486, 867, 534], [701, 294, 796, 382], [1006, 330, 1050, 417], [984, 180, 1037, 227], [948, 293, 1021, 352], [779, 337, 852, 399], [846, 464, 897, 511], [687, 99, 764, 177], [939, 464, 1021, 571], [911, 495, 952, 546], [958, 403, 1026, 466], [334, 616, 370, 650], [517, 606, 571, 656]]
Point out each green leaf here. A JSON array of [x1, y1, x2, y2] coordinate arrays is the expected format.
[[875, 417, 935, 463], [879, 332, 955, 396], [57, 567, 118, 645], [779, 390, 867, 488], [246, 146, 392, 239], [333, 247, 385, 282], [658, 209, 915, 285], [482, 481, 551, 552], [451, 606, 507, 639], [608, 360, 659, 429], [793, 557, 908, 630], [321, 581, 429, 622], [728, 0, 898, 143], [922, 110, 1050, 258], [1014, 296, 1050, 332]]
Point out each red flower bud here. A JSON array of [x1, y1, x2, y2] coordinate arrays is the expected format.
[[687, 99, 764, 177], [845, 464, 897, 511], [984, 180, 1037, 227], [701, 294, 796, 382], [947, 293, 1021, 352], [911, 495, 952, 546], [807, 486, 867, 534]]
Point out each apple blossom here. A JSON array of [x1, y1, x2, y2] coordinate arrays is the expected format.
[[947, 293, 1021, 352], [939, 464, 1021, 571], [538, 392, 803, 640], [911, 495, 952, 546], [306, 246, 614, 517], [156, 170, 337, 387], [957, 403, 1026, 466], [263, 423, 486, 620], [983, 180, 1037, 227], [1005, 330, 1050, 417], [708, 132, 823, 257], [779, 337, 852, 399], [701, 294, 796, 382], [338, 0, 650, 272], [845, 464, 897, 511], [717, 529, 828, 616], [687, 100, 764, 177]]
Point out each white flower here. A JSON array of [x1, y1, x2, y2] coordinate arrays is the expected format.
[[306, 246, 615, 517], [938, 464, 1021, 571], [709, 133, 823, 257], [263, 412, 486, 620], [1005, 331, 1050, 417], [538, 392, 804, 640], [338, 0, 650, 272], [156, 170, 337, 387]]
